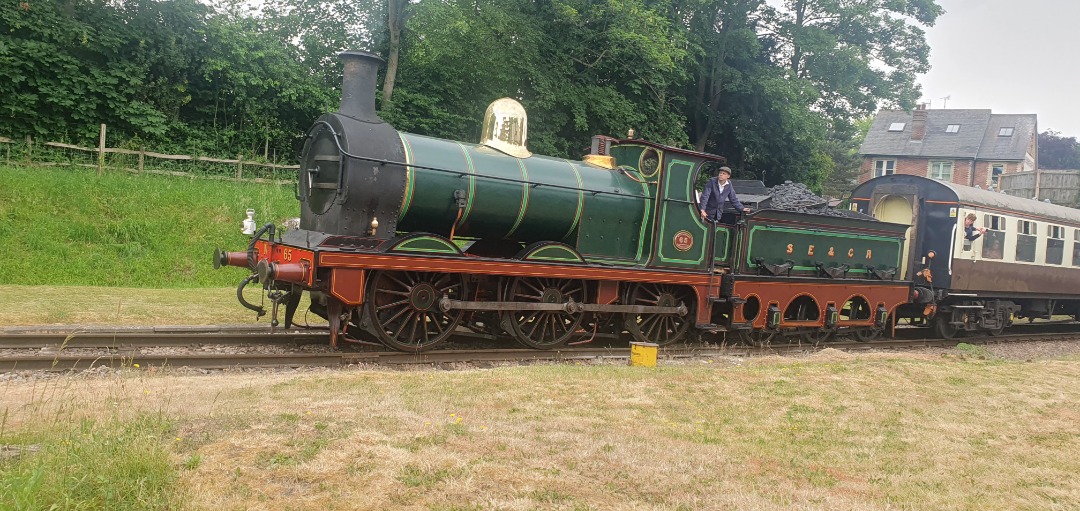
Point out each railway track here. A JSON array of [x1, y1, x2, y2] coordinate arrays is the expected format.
[[2, 322, 1078, 372]]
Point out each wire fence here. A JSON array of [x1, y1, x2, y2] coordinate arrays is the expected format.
[[0, 125, 300, 184]]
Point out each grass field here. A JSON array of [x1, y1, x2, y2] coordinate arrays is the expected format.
[[1, 353, 1078, 510], [0, 165, 296, 288], [0, 285, 317, 327]]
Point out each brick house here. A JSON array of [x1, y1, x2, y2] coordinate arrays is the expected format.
[[858, 107, 1038, 190]]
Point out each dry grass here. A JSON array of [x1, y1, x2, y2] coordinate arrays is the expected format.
[[0, 285, 325, 327], [2, 352, 1078, 510]]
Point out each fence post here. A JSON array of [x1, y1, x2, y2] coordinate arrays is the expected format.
[[236, 153, 243, 181], [25, 135, 32, 164], [97, 123, 106, 176], [138, 148, 144, 174]]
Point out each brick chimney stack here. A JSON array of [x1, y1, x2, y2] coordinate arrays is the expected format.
[[911, 103, 928, 141]]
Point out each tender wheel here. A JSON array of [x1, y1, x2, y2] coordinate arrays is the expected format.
[[933, 313, 962, 340], [502, 277, 587, 349], [624, 283, 695, 346], [366, 271, 465, 352], [852, 328, 882, 342], [802, 330, 834, 345], [738, 329, 776, 347]]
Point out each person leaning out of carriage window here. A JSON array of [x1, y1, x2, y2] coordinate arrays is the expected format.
[[964, 213, 986, 241], [699, 166, 751, 224]]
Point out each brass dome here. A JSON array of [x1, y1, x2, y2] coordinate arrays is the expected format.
[[480, 98, 532, 158]]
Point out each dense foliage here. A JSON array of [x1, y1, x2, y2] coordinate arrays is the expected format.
[[1038, 131, 1080, 170], [0, 0, 945, 190]]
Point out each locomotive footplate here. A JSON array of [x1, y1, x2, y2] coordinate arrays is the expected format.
[[438, 297, 687, 315]]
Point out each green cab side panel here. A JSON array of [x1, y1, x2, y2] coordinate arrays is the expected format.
[[742, 210, 907, 276], [653, 158, 712, 269], [713, 227, 731, 265]]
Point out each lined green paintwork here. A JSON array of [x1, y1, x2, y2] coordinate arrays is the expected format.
[[390, 236, 463, 255], [575, 168, 651, 262], [655, 158, 709, 268], [713, 228, 731, 264], [521, 243, 585, 263], [398, 133, 416, 218], [394, 133, 648, 257], [745, 225, 902, 274]]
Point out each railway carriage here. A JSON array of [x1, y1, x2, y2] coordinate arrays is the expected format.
[[851, 174, 1080, 338], [216, 50, 914, 351]]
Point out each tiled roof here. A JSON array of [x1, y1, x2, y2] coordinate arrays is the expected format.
[[977, 114, 1038, 160], [859, 109, 1035, 161]]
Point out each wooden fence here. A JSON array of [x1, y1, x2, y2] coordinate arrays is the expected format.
[[0, 124, 299, 184], [1000, 170, 1080, 205]]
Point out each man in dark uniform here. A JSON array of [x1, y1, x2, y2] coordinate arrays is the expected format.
[[698, 166, 751, 223]]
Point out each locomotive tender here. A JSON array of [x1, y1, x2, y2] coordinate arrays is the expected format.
[[219, 50, 1066, 352]]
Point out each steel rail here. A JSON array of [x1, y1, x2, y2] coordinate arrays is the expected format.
[[2, 332, 1077, 372]]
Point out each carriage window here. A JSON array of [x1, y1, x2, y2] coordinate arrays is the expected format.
[[982, 214, 1005, 260], [1015, 220, 1037, 262], [1046, 225, 1065, 265], [1073, 229, 1080, 266]]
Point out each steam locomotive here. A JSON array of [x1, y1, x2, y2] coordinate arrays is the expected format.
[[215, 50, 1080, 351]]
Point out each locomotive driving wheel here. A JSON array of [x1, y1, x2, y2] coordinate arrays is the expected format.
[[365, 270, 465, 352], [624, 283, 694, 346], [502, 277, 587, 349]]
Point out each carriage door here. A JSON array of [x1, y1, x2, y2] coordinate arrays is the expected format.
[[873, 195, 915, 279]]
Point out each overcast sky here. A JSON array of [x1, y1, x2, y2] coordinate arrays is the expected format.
[[919, 0, 1080, 137]]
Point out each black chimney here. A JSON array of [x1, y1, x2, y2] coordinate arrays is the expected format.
[[339, 50, 383, 121]]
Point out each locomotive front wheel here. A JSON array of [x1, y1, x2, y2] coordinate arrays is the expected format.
[[624, 283, 694, 346], [502, 277, 587, 349], [366, 271, 465, 352]]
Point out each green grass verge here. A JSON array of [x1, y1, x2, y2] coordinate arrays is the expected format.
[[0, 414, 179, 510], [0, 164, 297, 287]]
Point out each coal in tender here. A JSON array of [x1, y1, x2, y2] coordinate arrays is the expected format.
[[765, 181, 877, 220]]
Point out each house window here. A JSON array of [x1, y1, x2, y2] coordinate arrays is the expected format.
[[874, 159, 896, 177], [888, 123, 906, 132], [1015, 220, 1037, 262], [999, 127, 1015, 136], [990, 164, 1005, 190], [929, 161, 953, 181], [945, 124, 960, 133], [1073, 229, 1080, 267], [1046, 225, 1065, 265], [982, 214, 1005, 260]]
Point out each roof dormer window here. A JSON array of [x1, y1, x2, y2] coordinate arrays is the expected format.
[[999, 127, 1014, 136], [888, 122, 906, 132], [945, 124, 960, 133]]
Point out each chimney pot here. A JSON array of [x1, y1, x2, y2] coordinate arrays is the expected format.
[[339, 50, 384, 121]]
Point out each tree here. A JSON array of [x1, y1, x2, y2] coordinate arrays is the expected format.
[[1038, 130, 1080, 170], [765, 0, 944, 125]]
